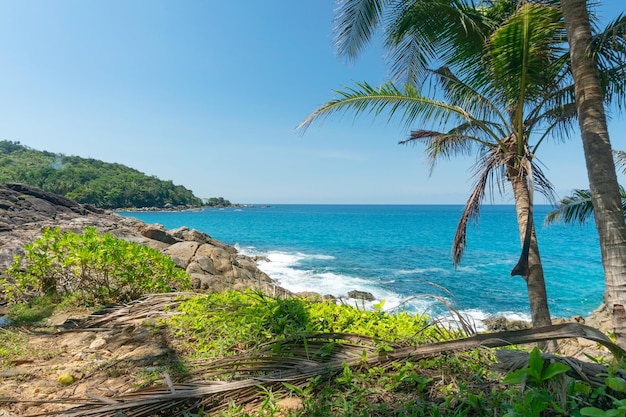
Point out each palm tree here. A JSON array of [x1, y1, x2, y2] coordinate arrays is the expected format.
[[546, 151, 626, 225], [301, 1, 571, 335], [561, 0, 626, 347]]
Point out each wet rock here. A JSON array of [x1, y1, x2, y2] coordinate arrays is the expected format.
[[347, 290, 375, 301]]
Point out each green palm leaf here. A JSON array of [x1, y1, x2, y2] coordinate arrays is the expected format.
[[297, 81, 476, 133], [486, 3, 565, 104], [545, 186, 626, 225], [386, 0, 490, 84], [591, 13, 626, 109], [333, 0, 390, 61]]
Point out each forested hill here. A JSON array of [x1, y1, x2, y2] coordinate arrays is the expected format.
[[0, 140, 203, 209]]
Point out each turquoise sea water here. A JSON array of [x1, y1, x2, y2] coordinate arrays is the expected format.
[[119, 205, 603, 324]]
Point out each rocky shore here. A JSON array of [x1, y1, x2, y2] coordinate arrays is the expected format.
[[0, 183, 289, 299], [0, 183, 617, 416]]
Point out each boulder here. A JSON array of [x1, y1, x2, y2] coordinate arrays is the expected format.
[[137, 224, 180, 245], [0, 184, 291, 298], [170, 226, 211, 244], [163, 241, 200, 269], [347, 290, 375, 301]]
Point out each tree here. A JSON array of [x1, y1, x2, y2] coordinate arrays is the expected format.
[[300, 1, 575, 338], [561, 0, 626, 347]]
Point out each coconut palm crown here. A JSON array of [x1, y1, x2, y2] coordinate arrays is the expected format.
[[300, 0, 626, 334]]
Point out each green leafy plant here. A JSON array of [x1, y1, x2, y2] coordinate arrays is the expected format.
[[167, 291, 435, 359], [503, 347, 571, 386], [581, 376, 626, 417], [2, 226, 189, 305], [502, 347, 571, 417]]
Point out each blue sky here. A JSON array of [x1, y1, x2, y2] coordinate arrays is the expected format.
[[0, 1, 624, 204]]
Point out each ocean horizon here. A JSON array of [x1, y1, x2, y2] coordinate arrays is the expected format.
[[119, 204, 604, 327]]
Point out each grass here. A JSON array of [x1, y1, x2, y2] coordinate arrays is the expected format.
[[2, 290, 626, 416], [159, 291, 522, 416], [0, 328, 29, 367]]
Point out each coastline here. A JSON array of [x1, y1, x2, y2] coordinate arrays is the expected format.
[[120, 204, 605, 326], [118, 204, 272, 213]]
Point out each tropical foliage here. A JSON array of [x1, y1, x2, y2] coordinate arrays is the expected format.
[[546, 187, 626, 225], [301, 1, 626, 337], [3, 290, 626, 416], [545, 151, 626, 225], [2, 226, 190, 305], [300, 0, 574, 332], [0, 140, 204, 209]]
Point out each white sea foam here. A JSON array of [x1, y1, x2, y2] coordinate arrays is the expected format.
[[238, 246, 533, 331], [458, 309, 532, 332], [456, 266, 478, 273], [240, 247, 433, 311], [395, 267, 449, 275]]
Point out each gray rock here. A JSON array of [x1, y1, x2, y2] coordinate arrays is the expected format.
[[347, 290, 375, 301], [0, 183, 292, 299], [164, 241, 200, 269]]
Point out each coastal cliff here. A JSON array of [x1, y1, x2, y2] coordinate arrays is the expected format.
[[0, 182, 289, 298]]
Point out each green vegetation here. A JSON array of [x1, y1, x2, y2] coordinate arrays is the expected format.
[[2, 281, 626, 415], [162, 293, 626, 416], [168, 291, 441, 359], [0, 140, 205, 209], [546, 151, 626, 226], [0, 328, 29, 365], [204, 197, 232, 207], [2, 226, 190, 305]]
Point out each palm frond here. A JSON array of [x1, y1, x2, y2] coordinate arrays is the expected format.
[[614, 150, 626, 173], [384, 0, 490, 85], [430, 66, 510, 134], [545, 186, 626, 225], [544, 189, 594, 225], [401, 120, 500, 172], [591, 13, 626, 110], [486, 3, 565, 104], [36, 323, 625, 416], [333, 0, 391, 61], [297, 81, 473, 133], [386, 29, 437, 86], [452, 149, 505, 266]]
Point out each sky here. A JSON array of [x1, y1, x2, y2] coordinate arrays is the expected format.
[[0, 1, 624, 204]]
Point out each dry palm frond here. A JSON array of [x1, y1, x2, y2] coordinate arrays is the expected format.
[[80, 292, 198, 329], [27, 323, 624, 417]]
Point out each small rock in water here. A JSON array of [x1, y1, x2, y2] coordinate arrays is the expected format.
[[347, 290, 375, 301], [483, 316, 531, 331]]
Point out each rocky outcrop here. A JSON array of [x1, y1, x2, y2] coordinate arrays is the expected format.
[[347, 290, 375, 301], [0, 183, 289, 297]]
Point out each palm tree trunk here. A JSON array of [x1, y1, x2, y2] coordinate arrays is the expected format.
[[508, 172, 555, 351], [562, 0, 626, 348]]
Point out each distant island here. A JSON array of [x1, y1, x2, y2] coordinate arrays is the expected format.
[[0, 140, 232, 210]]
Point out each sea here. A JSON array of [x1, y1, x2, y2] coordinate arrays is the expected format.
[[118, 205, 603, 327]]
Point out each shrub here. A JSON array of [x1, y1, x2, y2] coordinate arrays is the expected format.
[[168, 291, 436, 358], [2, 226, 189, 305]]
